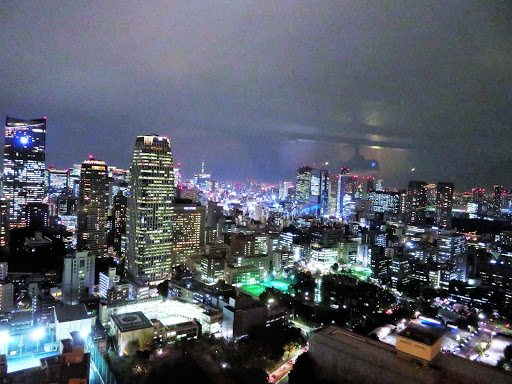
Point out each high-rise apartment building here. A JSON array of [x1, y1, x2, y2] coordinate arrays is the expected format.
[[76, 158, 109, 258], [126, 135, 175, 284], [3, 116, 46, 228], [295, 166, 312, 204], [406, 181, 427, 225], [435, 182, 454, 229]]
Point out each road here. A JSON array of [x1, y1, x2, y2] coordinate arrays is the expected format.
[[268, 347, 307, 383], [477, 335, 511, 367]]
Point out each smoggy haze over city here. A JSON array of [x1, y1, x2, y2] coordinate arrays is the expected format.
[[1, 1, 511, 188]]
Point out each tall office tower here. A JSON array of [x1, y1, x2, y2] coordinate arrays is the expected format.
[[109, 191, 127, 256], [435, 182, 454, 229], [318, 170, 330, 217], [126, 135, 175, 284], [173, 163, 182, 188], [337, 170, 356, 219], [70, 164, 82, 197], [3, 116, 46, 229], [76, 158, 109, 258], [206, 200, 223, 241], [46, 167, 70, 197], [295, 165, 312, 204], [309, 169, 321, 205], [173, 199, 206, 266], [328, 174, 338, 217], [278, 181, 292, 200], [62, 251, 95, 305], [406, 181, 427, 225]]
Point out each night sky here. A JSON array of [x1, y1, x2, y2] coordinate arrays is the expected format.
[[1, 1, 511, 189]]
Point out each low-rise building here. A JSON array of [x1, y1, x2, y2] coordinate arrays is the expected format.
[[152, 318, 201, 344], [54, 304, 94, 343], [111, 311, 154, 355]]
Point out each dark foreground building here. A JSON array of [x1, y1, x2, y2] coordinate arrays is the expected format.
[[308, 325, 512, 384]]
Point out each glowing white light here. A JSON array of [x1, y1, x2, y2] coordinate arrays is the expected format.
[[20, 137, 29, 145], [32, 328, 44, 341]]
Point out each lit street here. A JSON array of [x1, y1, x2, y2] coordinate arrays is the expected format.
[[268, 348, 306, 383], [478, 336, 511, 367]]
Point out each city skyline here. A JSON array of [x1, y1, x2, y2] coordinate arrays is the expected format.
[[1, 1, 511, 188]]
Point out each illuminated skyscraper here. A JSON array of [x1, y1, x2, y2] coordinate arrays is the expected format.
[[127, 135, 175, 284], [435, 182, 454, 229], [3, 116, 46, 228], [295, 166, 312, 204], [311, 169, 329, 216], [77, 158, 109, 258], [406, 181, 427, 225], [46, 167, 70, 197], [173, 199, 206, 266], [337, 169, 356, 219]]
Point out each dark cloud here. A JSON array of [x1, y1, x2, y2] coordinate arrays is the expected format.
[[1, 1, 511, 189]]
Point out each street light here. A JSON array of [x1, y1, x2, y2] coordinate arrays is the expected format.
[[32, 328, 45, 353]]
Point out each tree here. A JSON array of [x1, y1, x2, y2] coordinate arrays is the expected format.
[[288, 353, 316, 384], [504, 344, 512, 362], [157, 280, 169, 300], [331, 263, 339, 273], [138, 329, 154, 351]]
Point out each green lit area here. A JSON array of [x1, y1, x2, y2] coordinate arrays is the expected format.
[[240, 284, 266, 297], [262, 279, 290, 291], [343, 266, 372, 280], [240, 280, 291, 298]]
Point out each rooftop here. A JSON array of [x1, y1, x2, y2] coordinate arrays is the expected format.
[[397, 322, 447, 346], [55, 304, 89, 323], [111, 311, 153, 332]]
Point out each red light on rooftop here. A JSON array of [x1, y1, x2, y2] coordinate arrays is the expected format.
[[89, 155, 94, 159], [43, 116, 47, 119]]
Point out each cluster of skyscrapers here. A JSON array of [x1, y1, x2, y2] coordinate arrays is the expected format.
[[292, 165, 454, 230], [1, 117, 207, 296]]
